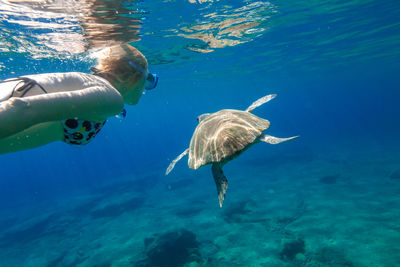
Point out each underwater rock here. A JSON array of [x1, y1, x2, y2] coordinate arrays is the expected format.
[[280, 238, 306, 261], [390, 169, 400, 180], [140, 229, 201, 267], [46, 254, 65, 267], [0, 214, 62, 247], [221, 199, 269, 224], [276, 216, 297, 225], [46, 251, 89, 267], [222, 200, 259, 223], [92, 262, 112, 267], [174, 206, 203, 217], [222, 200, 251, 223], [70, 197, 103, 217], [319, 174, 339, 184], [314, 246, 354, 266], [0, 217, 18, 234], [89, 197, 145, 219]]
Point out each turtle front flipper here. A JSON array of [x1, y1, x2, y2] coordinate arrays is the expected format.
[[211, 163, 229, 208], [165, 148, 189, 175], [259, 134, 299, 144], [245, 94, 277, 112]]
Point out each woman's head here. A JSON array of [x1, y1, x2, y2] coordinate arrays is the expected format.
[[93, 44, 149, 105]]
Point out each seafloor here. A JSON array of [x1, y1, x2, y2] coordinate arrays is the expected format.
[[0, 142, 399, 267]]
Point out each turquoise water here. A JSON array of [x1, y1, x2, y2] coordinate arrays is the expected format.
[[0, 0, 400, 266]]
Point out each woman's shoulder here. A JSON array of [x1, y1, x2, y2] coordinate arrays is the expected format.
[[26, 72, 106, 85], [1, 72, 119, 100], [25, 72, 115, 93]]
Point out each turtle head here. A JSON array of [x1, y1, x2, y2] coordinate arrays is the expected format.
[[197, 113, 211, 123]]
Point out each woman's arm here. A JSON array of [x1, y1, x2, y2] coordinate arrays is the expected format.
[[0, 85, 124, 139]]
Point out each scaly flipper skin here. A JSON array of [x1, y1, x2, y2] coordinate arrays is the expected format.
[[211, 163, 228, 207], [258, 134, 299, 144], [165, 148, 189, 175], [245, 94, 277, 113]]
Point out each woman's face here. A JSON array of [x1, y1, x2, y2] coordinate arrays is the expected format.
[[95, 45, 150, 105], [122, 73, 147, 105]]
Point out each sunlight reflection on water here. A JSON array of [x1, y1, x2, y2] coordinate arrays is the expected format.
[[0, 0, 274, 61], [0, 0, 399, 72]]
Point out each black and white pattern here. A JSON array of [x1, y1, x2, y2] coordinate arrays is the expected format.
[[62, 118, 106, 145]]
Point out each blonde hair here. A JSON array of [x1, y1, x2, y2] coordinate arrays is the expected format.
[[94, 44, 148, 90]]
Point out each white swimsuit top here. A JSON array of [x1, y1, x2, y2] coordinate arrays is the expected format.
[[0, 72, 115, 101]]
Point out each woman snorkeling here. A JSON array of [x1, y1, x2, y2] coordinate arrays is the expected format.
[[0, 44, 158, 154]]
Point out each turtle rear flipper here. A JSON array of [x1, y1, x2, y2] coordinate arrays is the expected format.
[[211, 163, 228, 208], [259, 134, 299, 144]]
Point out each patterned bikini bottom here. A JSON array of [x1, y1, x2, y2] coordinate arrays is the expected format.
[[62, 118, 106, 145]]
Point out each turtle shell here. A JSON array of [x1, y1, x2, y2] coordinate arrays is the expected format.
[[188, 109, 270, 169]]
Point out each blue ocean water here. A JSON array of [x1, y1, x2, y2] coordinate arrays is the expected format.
[[0, 0, 399, 266]]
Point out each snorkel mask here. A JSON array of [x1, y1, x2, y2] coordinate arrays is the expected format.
[[127, 60, 158, 91], [145, 73, 158, 90]]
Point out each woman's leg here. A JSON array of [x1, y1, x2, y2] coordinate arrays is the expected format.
[[0, 121, 64, 154]]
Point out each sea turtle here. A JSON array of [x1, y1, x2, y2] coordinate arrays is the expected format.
[[165, 94, 298, 207]]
